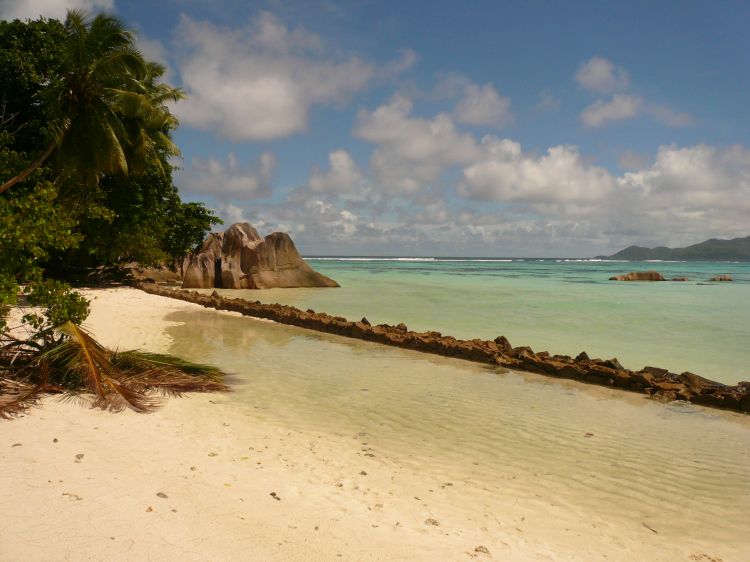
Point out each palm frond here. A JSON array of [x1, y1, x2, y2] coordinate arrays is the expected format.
[[112, 351, 228, 396], [113, 350, 224, 377], [43, 322, 157, 413], [2, 323, 228, 419], [0, 379, 42, 419]]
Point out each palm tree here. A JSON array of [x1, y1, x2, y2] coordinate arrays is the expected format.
[[0, 10, 182, 194]]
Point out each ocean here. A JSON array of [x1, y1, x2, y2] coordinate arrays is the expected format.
[[209, 257, 750, 385]]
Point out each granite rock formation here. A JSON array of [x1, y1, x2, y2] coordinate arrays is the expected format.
[[609, 271, 665, 281], [182, 222, 339, 289], [709, 274, 733, 282]]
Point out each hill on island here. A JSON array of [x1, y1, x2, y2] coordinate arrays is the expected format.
[[600, 236, 750, 261]]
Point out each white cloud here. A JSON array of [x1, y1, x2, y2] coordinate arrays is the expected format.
[[581, 94, 693, 128], [136, 35, 175, 82], [380, 48, 419, 78], [308, 150, 366, 194], [618, 144, 750, 216], [0, 0, 113, 20], [535, 89, 561, 112], [208, 141, 750, 255], [174, 12, 374, 140], [354, 94, 480, 194], [575, 56, 630, 93], [214, 202, 249, 225], [460, 136, 615, 212], [180, 152, 276, 199], [618, 150, 650, 171], [575, 57, 691, 129], [580, 94, 643, 127], [454, 83, 512, 128], [648, 104, 693, 127], [305, 200, 360, 237]]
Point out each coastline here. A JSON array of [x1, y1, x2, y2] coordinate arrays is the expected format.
[[138, 283, 750, 414], [2, 286, 747, 562]]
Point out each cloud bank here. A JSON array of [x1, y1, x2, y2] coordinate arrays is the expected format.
[[0, 0, 113, 21], [180, 152, 276, 200], [576, 56, 691, 129], [173, 12, 373, 140]]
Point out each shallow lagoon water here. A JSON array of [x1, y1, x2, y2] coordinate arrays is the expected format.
[[204, 258, 750, 384], [165, 308, 750, 559]]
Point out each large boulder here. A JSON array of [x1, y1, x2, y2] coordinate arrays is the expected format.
[[182, 222, 339, 289], [609, 271, 666, 281], [709, 274, 732, 282]]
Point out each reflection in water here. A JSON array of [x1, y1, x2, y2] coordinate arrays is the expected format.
[[164, 308, 750, 550]]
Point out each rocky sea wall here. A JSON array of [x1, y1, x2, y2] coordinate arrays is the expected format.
[[138, 283, 750, 414]]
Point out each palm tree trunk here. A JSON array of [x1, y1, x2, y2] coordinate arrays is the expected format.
[[0, 142, 56, 195]]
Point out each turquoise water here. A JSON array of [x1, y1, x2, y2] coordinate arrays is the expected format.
[[164, 307, 750, 559], [206, 258, 750, 385]]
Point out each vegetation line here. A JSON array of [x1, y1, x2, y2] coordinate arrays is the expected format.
[[1, 10, 228, 419]]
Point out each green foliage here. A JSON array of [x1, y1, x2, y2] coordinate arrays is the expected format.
[[42, 11, 180, 185], [0, 17, 67, 153], [61, 162, 221, 269], [0, 275, 16, 333], [1, 11, 218, 276], [70, 163, 180, 267], [0, 10, 217, 351], [22, 279, 89, 335], [0, 180, 81, 280], [165, 201, 223, 268], [0, 11, 229, 420]]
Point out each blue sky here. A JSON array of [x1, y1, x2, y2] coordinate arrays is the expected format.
[[3, 0, 750, 256]]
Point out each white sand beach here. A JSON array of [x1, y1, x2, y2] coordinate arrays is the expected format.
[[1, 288, 746, 561]]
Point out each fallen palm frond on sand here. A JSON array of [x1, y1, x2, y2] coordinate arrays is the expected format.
[[0, 321, 228, 419]]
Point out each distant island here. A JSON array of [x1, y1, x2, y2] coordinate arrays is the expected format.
[[599, 236, 750, 261]]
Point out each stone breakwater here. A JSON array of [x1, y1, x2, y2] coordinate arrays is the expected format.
[[138, 283, 750, 414]]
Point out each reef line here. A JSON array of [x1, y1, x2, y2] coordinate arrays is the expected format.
[[138, 283, 750, 414]]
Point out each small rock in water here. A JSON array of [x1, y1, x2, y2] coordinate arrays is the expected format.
[[475, 545, 491, 555], [270, 492, 281, 501], [11, 443, 22, 447], [424, 518, 440, 526], [53, 438, 58, 443], [156, 492, 168, 499], [493, 335, 512, 352], [584, 432, 594, 438], [602, 358, 624, 370]]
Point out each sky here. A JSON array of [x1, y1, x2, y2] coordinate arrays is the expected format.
[[2, 0, 750, 256]]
